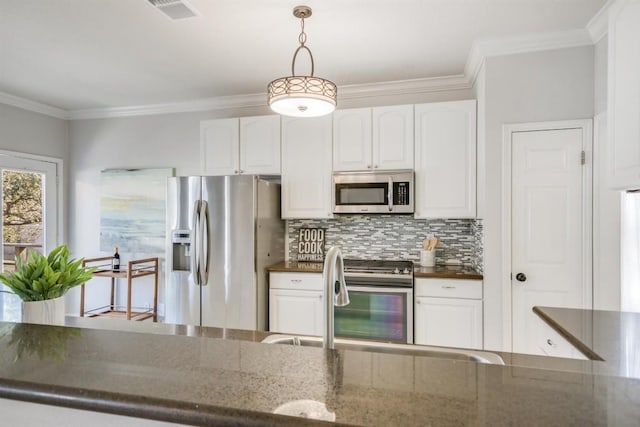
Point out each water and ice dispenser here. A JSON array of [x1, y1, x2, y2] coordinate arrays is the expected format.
[[171, 229, 191, 271]]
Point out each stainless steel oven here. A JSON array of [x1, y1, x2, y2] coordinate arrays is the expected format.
[[335, 260, 414, 344]]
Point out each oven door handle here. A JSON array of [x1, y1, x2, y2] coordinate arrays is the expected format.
[[345, 285, 413, 294]]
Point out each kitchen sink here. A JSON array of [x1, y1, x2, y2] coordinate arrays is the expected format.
[[261, 334, 504, 365]]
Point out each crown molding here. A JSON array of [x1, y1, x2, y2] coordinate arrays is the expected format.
[[586, 0, 615, 43], [67, 75, 473, 120], [0, 91, 68, 120], [338, 75, 472, 101], [68, 93, 266, 120], [465, 29, 594, 86]]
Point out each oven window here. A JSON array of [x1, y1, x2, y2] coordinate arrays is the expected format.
[[334, 290, 407, 343], [335, 183, 388, 205]]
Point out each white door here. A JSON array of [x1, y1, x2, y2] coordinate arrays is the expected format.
[[414, 297, 483, 349], [0, 154, 58, 322], [240, 115, 281, 175], [333, 108, 372, 171], [414, 100, 477, 218], [269, 289, 323, 335], [372, 105, 414, 170], [281, 116, 333, 219], [200, 118, 239, 175], [511, 128, 590, 355]]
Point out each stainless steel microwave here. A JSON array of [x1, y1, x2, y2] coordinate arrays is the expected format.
[[333, 170, 414, 214]]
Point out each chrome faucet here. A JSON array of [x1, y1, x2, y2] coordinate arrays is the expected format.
[[322, 247, 350, 349]]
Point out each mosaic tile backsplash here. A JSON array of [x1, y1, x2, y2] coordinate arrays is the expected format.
[[287, 215, 483, 272]]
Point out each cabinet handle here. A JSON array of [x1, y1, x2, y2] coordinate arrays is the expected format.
[[239, 170, 244, 174], [547, 339, 554, 346], [290, 279, 302, 283], [416, 300, 421, 304], [374, 165, 379, 168], [367, 165, 372, 169], [318, 295, 322, 299], [234, 170, 238, 174], [442, 285, 456, 289]]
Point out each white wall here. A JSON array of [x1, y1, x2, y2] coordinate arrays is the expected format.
[[477, 46, 595, 351], [592, 36, 622, 311], [0, 103, 69, 246], [0, 103, 68, 159]]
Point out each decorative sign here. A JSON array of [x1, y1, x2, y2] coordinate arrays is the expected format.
[[297, 228, 325, 262]]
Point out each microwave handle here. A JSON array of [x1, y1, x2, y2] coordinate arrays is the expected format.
[[388, 176, 393, 212]]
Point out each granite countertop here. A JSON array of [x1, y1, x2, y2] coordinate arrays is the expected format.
[[268, 261, 483, 280], [534, 306, 640, 378], [1, 319, 640, 425], [267, 261, 324, 273]]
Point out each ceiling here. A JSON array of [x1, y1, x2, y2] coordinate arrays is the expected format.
[[0, 0, 607, 115]]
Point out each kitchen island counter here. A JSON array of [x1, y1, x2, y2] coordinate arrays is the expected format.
[[1, 320, 639, 425], [534, 306, 640, 378]]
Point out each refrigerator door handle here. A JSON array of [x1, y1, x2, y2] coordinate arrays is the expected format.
[[199, 201, 211, 286], [191, 200, 202, 285]]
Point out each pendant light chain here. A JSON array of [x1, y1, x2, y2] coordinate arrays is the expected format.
[[291, 11, 315, 77]]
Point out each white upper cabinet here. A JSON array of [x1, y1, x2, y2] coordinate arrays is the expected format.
[[281, 115, 333, 219], [414, 100, 477, 218], [372, 104, 414, 170], [201, 118, 239, 175], [333, 108, 372, 171], [333, 105, 414, 171], [201, 116, 281, 175], [240, 115, 281, 175], [608, 0, 640, 190]]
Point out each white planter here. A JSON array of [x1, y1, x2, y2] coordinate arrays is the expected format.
[[21, 296, 65, 325]]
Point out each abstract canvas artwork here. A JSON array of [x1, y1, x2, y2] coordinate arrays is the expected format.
[[100, 168, 173, 254]]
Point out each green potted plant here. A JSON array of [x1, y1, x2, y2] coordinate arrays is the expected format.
[[0, 245, 96, 325]]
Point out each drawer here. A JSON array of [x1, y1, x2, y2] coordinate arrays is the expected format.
[[269, 272, 323, 291], [415, 278, 482, 299]]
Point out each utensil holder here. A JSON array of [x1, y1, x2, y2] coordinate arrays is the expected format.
[[420, 250, 435, 267]]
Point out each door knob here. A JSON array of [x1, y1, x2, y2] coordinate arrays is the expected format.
[[515, 273, 527, 282]]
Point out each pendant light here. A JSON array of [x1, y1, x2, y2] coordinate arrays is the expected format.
[[267, 5, 337, 118]]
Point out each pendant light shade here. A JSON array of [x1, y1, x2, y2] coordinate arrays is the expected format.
[[267, 6, 337, 118]]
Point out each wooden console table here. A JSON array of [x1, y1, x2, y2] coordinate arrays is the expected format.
[[80, 256, 158, 321]]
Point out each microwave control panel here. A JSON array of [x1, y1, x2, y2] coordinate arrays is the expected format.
[[393, 182, 410, 205]]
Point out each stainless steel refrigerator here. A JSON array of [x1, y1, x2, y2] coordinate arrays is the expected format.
[[165, 175, 283, 330]]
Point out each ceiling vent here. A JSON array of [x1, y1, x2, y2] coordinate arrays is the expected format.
[[147, 0, 199, 20]]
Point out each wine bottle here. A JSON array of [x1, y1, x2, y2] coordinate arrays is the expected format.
[[112, 246, 120, 271]]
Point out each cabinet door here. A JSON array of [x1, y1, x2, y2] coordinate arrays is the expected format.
[[281, 116, 333, 219], [534, 316, 588, 360], [201, 118, 239, 175], [414, 297, 482, 349], [414, 100, 476, 218], [240, 115, 281, 175], [608, 0, 640, 190], [372, 105, 414, 170], [269, 289, 323, 336], [333, 108, 372, 171]]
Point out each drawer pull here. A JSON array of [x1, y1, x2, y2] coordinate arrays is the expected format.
[[547, 339, 554, 346], [442, 285, 456, 289], [290, 279, 302, 283]]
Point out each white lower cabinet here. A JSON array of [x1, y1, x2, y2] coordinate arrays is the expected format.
[[269, 272, 323, 336], [414, 278, 483, 350], [535, 316, 587, 360]]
